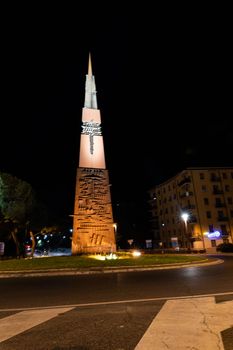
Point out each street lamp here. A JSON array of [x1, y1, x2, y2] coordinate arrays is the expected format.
[[113, 223, 117, 233], [181, 212, 189, 249]]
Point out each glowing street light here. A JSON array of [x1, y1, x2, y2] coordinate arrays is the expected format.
[[181, 212, 189, 226], [113, 223, 117, 233], [181, 212, 190, 249]]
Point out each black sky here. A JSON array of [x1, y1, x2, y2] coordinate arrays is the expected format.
[[1, 6, 232, 223]]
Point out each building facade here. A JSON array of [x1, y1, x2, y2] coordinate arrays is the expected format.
[[71, 54, 116, 254], [148, 167, 233, 252]]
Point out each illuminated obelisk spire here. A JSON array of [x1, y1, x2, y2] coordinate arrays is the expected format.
[[71, 53, 116, 254], [78, 53, 105, 169]]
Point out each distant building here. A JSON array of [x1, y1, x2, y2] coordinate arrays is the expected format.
[[148, 167, 233, 253], [71, 54, 116, 254]]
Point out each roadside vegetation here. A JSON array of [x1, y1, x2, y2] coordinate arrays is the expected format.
[[0, 253, 208, 271], [0, 171, 69, 259], [216, 243, 233, 252]]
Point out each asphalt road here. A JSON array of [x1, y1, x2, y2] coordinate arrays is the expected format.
[[0, 254, 232, 349]]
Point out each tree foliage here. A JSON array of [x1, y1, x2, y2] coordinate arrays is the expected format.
[[0, 172, 38, 256], [0, 171, 68, 257], [0, 171, 36, 224]]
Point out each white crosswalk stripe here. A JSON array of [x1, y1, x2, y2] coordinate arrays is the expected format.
[[0, 307, 74, 343], [135, 297, 233, 350], [0, 297, 232, 349]]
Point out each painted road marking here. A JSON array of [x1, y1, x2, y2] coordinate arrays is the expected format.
[[135, 297, 233, 350], [0, 307, 74, 343], [0, 291, 232, 312]]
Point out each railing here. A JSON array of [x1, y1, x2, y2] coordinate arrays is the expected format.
[[221, 232, 229, 237], [189, 216, 197, 223], [217, 216, 229, 221], [213, 190, 224, 195], [210, 176, 221, 182], [182, 205, 196, 210], [178, 177, 191, 186], [180, 191, 193, 198], [215, 203, 225, 208]]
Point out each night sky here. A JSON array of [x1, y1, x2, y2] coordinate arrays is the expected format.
[[1, 7, 232, 227]]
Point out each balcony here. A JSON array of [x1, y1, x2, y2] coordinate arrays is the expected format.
[[213, 190, 224, 195], [180, 191, 193, 198], [217, 216, 229, 222], [182, 205, 196, 210], [221, 232, 229, 238], [215, 203, 226, 208], [178, 177, 191, 187], [189, 216, 197, 223], [210, 176, 221, 182]]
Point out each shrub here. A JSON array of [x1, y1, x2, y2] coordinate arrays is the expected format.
[[216, 243, 233, 252]]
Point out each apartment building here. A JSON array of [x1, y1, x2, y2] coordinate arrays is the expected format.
[[148, 167, 233, 252]]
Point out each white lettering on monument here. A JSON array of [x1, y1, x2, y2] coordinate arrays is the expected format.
[[82, 120, 102, 154]]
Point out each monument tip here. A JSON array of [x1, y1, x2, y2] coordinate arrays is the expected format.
[[88, 52, 92, 76]]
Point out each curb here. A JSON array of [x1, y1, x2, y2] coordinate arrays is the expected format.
[[0, 258, 224, 278]]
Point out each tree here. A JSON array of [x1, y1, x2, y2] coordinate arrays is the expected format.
[[0, 172, 35, 221], [0, 172, 36, 257], [0, 171, 69, 258]]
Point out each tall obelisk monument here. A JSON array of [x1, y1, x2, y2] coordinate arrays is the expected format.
[[71, 54, 116, 254]]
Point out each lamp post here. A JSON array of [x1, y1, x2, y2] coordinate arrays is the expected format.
[[181, 212, 189, 249]]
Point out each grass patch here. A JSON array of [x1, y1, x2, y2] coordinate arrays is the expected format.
[[0, 253, 207, 271]]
